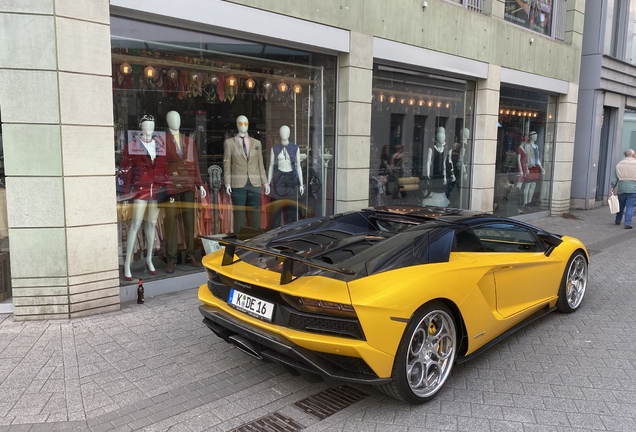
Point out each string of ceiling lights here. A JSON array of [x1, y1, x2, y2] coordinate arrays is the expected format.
[[113, 52, 312, 95]]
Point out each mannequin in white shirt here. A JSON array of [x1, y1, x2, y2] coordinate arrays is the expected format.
[[123, 118, 161, 281]]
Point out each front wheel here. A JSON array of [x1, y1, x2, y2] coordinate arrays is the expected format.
[[379, 301, 457, 404], [556, 251, 588, 313]]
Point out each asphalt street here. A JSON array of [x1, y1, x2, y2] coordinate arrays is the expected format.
[[0, 206, 635, 432]]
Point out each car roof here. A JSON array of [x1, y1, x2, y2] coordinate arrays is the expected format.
[[371, 205, 492, 224]]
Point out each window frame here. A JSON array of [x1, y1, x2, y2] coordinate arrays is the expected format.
[[467, 222, 545, 253]]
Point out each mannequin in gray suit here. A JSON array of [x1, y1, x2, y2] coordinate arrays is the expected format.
[[223, 115, 270, 233]]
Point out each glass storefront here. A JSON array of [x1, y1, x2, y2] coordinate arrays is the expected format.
[[504, 0, 554, 36], [0, 110, 9, 305], [495, 86, 556, 217], [111, 17, 337, 283], [621, 109, 636, 153], [369, 65, 475, 210]]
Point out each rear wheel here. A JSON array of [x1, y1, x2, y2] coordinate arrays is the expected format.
[[556, 251, 587, 313], [379, 301, 456, 404]]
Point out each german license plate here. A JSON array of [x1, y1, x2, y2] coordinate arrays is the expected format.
[[228, 289, 275, 321]]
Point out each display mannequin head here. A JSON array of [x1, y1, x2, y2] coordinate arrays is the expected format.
[[529, 131, 537, 144], [166, 111, 181, 131], [236, 115, 249, 134], [435, 130, 445, 146], [139, 115, 155, 138], [279, 125, 290, 145], [460, 128, 470, 143]]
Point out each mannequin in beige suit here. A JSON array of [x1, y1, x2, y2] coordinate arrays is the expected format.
[[223, 115, 269, 233]]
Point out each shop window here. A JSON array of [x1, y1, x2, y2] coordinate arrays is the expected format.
[[504, 0, 553, 36], [110, 17, 336, 283], [370, 65, 475, 210], [610, 0, 627, 59], [495, 87, 557, 217], [0, 108, 10, 305]]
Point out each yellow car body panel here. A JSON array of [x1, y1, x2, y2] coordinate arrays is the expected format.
[[198, 284, 396, 377], [201, 251, 352, 305]]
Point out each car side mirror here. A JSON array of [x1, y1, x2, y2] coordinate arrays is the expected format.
[[537, 232, 562, 256]]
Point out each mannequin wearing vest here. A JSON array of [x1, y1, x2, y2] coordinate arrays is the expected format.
[[423, 127, 453, 207], [267, 125, 305, 224]]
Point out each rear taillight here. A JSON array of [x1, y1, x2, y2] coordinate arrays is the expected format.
[[282, 294, 356, 318]]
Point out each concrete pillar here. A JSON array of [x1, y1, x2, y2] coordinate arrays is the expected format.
[[487, 0, 505, 19], [565, 0, 586, 47], [0, 0, 119, 320], [553, 82, 579, 215], [336, 31, 373, 213], [471, 64, 501, 212]]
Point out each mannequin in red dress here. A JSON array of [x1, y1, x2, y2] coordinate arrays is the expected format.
[[119, 115, 173, 281]]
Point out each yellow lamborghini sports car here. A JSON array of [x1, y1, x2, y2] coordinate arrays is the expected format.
[[198, 205, 589, 404]]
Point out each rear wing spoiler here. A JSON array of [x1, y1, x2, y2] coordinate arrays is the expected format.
[[201, 235, 356, 285]]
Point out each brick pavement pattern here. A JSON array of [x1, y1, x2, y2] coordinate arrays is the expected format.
[[1, 207, 635, 431]]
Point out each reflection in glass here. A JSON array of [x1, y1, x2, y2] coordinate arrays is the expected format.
[[370, 65, 475, 210], [495, 87, 556, 217], [110, 17, 336, 282]]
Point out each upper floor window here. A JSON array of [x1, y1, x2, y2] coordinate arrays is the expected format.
[[609, 0, 628, 60], [504, 0, 554, 37], [445, 0, 483, 13]]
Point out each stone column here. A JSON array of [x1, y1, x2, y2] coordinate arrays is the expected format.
[[553, 82, 579, 215], [555, 0, 584, 213], [486, 0, 505, 18], [0, 0, 119, 320], [336, 31, 373, 213], [470, 65, 501, 212]]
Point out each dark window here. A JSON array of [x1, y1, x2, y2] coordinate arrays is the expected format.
[[453, 229, 485, 252], [471, 223, 541, 253]]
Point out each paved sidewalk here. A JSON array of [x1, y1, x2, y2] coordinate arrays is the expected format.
[[0, 206, 635, 432]]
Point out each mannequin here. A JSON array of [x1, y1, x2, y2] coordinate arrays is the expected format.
[[446, 141, 462, 199], [423, 127, 453, 206], [459, 128, 470, 181], [164, 111, 207, 273], [522, 131, 545, 206], [267, 125, 305, 225], [223, 115, 270, 233], [119, 115, 173, 281], [516, 138, 527, 190]]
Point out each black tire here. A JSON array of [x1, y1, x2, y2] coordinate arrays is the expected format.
[[556, 250, 588, 313], [378, 301, 457, 404]]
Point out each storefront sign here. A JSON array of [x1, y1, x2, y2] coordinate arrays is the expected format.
[[126, 131, 166, 156]]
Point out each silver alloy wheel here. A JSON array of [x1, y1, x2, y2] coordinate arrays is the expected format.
[[405, 309, 456, 398], [566, 254, 587, 309]]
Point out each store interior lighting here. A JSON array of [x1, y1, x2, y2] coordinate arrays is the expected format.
[[143, 65, 156, 79], [119, 62, 132, 75]]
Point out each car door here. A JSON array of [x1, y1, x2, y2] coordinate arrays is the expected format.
[[470, 222, 563, 318]]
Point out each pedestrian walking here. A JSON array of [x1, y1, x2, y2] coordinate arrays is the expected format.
[[610, 148, 636, 229]]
